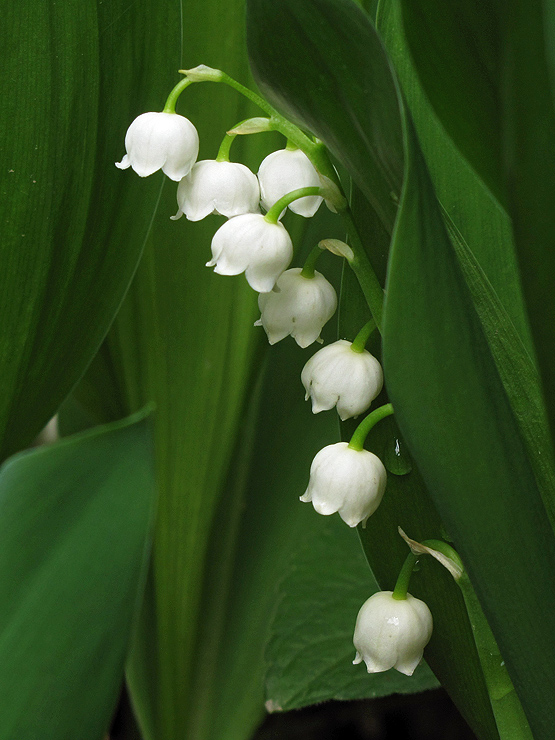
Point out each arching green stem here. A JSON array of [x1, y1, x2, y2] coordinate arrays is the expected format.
[[216, 133, 235, 163], [351, 319, 376, 353], [348, 403, 394, 451], [392, 552, 418, 600], [174, 68, 384, 331], [343, 211, 384, 331], [264, 187, 322, 224], [163, 78, 194, 113], [300, 245, 323, 279]]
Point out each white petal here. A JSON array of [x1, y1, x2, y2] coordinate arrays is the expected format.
[[115, 154, 130, 170], [258, 149, 323, 217]]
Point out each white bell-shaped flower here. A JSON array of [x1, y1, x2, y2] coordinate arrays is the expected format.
[[173, 160, 260, 221], [301, 339, 383, 420], [116, 112, 199, 181], [300, 441, 387, 527], [255, 268, 337, 348], [207, 213, 293, 293], [258, 148, 323, 217], [353, 591, 433, 676]]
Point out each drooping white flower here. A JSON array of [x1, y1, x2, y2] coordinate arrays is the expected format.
[[173, 160, 260, 221], [116, 112, 199, 181], [300, 441, 387, 527], [255, 268, 337, 348], [207, 213, 293, 293], [258, 148, 323, 217], [301, 339, 383, 420], [353, 591, 433, 676]]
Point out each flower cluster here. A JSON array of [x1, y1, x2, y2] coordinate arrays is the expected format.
[[116, 73, 434, 681], [117, 111, 326, 294]]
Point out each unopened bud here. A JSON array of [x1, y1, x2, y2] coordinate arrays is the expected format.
[[228, 117, 272, 135], [179, 64, 223, 82], [318, 239, 354, 262]]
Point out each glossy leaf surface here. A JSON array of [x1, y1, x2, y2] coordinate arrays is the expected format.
[[383, 119, 555, 740], [0, 412, 155, 740], [396, 0, 555, 467]]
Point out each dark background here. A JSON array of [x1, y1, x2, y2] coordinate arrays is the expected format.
[[111, 686, 476, 740]]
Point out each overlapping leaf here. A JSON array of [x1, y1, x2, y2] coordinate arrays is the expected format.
[[396, 0, 555, 470], [0, 0, 179, 461], [383, 118, 555, 740], [247, 1, 501, 736], [0, 411, 155, 740]]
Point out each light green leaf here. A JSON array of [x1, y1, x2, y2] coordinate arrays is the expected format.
[[0, 411, 155, 740], [0, 0, 175, 460]]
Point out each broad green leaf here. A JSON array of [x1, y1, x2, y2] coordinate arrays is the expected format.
[[0, 411, 155, 740], [378, 0, 555, 529], [395, 0, 555, 458], [68, 3, 280, 737], [247, 0, 404, 236], [0, 0, 174, 460], [396, 0, 504, 204], [383, 118, 555, 740], [499, 0, 555, 469], [264, 515, 438, 712]]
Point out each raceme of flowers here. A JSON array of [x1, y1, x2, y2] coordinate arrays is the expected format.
[[116, 73, 434, 678]]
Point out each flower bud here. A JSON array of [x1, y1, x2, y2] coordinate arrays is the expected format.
[[115, 112, 199, 181], [258, 149, 323, 217], [300, 441, 387, 527], [301, 339, 383, 420], [207, 213, 293, 293], [255, 268, 337, 348], [353, 591, 433, 676], [173, 160, 260, 221]]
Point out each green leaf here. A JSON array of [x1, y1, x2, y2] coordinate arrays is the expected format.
[[247, 0, 404, 235], [396, 0, 504, 204], [378, 0, 555, 531], [247, 2, 499, 737], [499, 0, 555, 465], [395, 0, 555, 457], [383, 117, 555, 740], [0, 0, 175, 460], [264, 515, 438, 712], [0, 411, 155, 740]]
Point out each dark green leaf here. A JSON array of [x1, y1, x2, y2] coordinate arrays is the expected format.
[[397, 0, 504, 204], [499, 0, 555, 466], [383, 118, 555, 740], [0, 411, 155, 740], [378, 0, 555, 533], [247, 0, 404, 235]]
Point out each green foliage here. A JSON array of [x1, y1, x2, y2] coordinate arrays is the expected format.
[[0, 412, 155, 740], [0, 0, 173, 461], [265, 514, 438, 711], [4, 0, 555, 738], [247, 0, 555, 738]]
